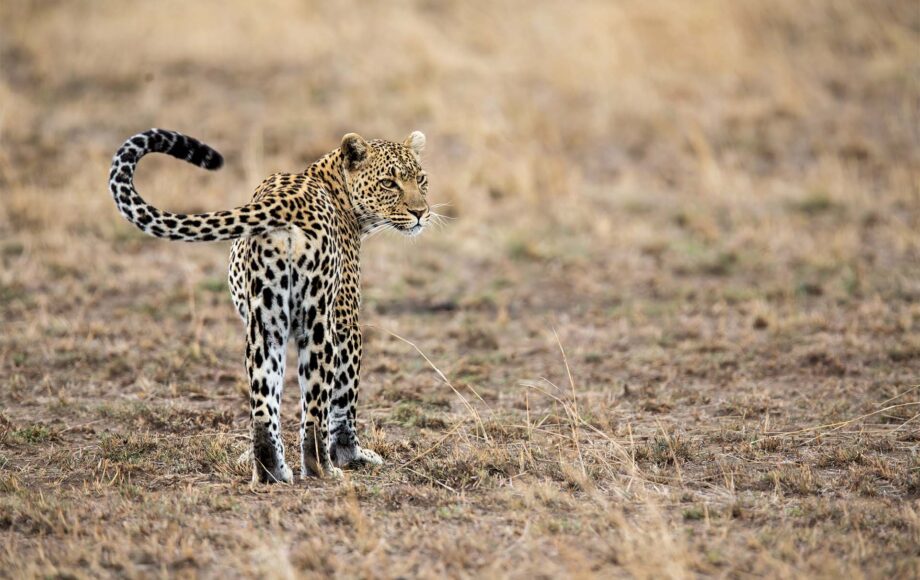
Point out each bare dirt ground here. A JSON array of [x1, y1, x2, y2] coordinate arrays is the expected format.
[[1, 1, 918, 577]]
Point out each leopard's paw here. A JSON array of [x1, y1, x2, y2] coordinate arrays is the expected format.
[[302, 457, 344, 480], [334, 445, 384, 469], [354, 447, 383, 467], [252, 461, 293, 485]]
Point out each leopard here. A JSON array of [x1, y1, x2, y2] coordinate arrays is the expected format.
[[108, 128, 431, 483]]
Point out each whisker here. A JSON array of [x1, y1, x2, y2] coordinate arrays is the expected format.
[[428, 212, 453, 231], [362, 220, 391, 241]]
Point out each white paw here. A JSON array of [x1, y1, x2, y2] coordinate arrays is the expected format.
[[238, 448, 253, 465], [301, 461, 344, 480], [250, 459, 293, 484], [356, 447, 384, 466]]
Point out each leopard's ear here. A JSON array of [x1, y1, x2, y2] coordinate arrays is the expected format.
[[341, 133, 370, 169], [404, 131, 425, 157]]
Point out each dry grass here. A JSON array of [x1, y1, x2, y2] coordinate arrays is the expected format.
[[1, 0, 919, 577]]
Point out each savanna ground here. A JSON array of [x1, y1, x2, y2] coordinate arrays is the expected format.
[[1, 1, 918, 577]]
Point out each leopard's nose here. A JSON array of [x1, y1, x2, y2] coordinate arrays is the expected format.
[[408, 208, 426, 220]]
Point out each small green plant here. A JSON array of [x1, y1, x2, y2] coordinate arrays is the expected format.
[[11, 425, 54, 444]]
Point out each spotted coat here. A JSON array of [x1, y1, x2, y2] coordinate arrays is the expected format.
[[109, 129, 430, 482]]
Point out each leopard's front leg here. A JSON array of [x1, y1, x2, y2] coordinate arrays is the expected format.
[[329, 320, 383, 469]]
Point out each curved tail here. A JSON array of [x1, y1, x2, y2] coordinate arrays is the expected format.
[[108, 129, 287, 242]]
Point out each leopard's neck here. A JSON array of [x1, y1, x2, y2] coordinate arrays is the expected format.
[[304, 149, 367, 246]]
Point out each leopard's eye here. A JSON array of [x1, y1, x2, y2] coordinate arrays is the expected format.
[[379, 179, 397, 189], [416, 174, 426, 185]]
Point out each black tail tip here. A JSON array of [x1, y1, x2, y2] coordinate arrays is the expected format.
[[202, 150, 224, 170]]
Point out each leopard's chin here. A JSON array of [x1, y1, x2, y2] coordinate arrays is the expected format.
[[393, 222, 425, 237]]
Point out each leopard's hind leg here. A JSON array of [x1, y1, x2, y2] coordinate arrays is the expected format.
[[244, 237, 294, 484], [329, 323, 383, 469], [297, 300, 343, 479], [246, 315, 292, 483]]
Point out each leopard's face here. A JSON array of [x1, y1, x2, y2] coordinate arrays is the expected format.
[[341, 132, 430, 237]]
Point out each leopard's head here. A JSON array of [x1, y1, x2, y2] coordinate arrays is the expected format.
[[341, 132, 430, 237]]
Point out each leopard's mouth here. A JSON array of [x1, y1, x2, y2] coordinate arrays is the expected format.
[[383, 213, 428, 237], [395, 222, 425, 237]]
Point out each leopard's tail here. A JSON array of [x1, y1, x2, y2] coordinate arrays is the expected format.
[[108, 129, 287, 242]]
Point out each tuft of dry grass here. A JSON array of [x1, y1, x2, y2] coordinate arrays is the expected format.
[[1, 0, 919, 577]]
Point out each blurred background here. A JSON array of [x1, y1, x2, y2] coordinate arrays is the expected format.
[[1, 0, 917, 306], [0, 0, 918, 576]]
